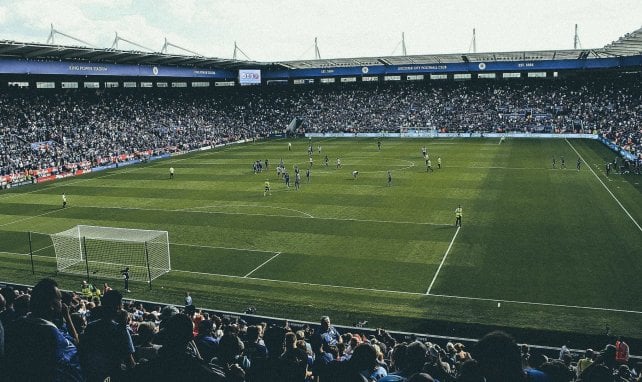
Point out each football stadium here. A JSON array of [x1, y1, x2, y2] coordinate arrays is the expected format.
[[0, 7, 641, 382]]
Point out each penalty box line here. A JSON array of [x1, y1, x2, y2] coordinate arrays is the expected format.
[[170, 265, 642, 315], [426, 226, 460, 295], [244, 252, 281, 278], [3, 251, 642, 315]]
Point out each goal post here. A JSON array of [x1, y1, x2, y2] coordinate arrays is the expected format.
[[50, 225, 171, 287]]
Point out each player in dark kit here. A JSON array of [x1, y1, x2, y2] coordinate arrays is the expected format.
[[377, 141, 381, 151], [387, 170, 392, 186], [576, 157, 582, 171], [295, 172, 301, 190], [120, 267, 130, 292]]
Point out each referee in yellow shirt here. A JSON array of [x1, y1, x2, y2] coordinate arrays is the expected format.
[[455, 205, 463, 227]]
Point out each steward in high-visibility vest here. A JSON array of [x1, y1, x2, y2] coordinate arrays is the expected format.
[[81, 280, 93, 299]]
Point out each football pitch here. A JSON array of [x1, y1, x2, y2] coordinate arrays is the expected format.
[[0, 137, 641, 338]]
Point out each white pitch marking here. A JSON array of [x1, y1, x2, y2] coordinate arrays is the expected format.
[[173, 267, 422, 296], [429, 293, 642, 315], [2, 251, 641, 314], [62, 203, 450, 227], [187, 204, 314, 218], [447, 165, 550, 171], [171, 267, 642, 314], [32, 244, 54, 254], [244, 252, 281, 278], [172, 242, 277, 254], [565, 139, 641, 233], [0, 208, 68, 228], [426, 226, 460, 295]]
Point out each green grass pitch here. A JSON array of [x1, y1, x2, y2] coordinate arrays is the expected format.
[[0, 137, 640, 337]]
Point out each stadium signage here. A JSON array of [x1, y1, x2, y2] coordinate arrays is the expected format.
[[277, 56, 642, 79], [1, 54, 641, 82], [239, 69, 261, 85], [398, 65, 448, 71], [68, 65, 109, 72], [0, 58, 234, 79]]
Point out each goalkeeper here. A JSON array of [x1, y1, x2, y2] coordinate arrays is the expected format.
[[120, 267, 130, 292]]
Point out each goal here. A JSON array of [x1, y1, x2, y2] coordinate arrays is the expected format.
[[50, 225, 171, 285]]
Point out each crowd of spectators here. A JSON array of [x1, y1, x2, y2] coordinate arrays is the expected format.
[[0, 74, 641, 180], [0, 278, 639, 381]]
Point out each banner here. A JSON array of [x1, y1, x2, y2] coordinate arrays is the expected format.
[[0, 58, 235, 79]]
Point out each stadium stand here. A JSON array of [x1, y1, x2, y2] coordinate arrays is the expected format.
[[0, 74, 640, 187], [0, 36, 641, 378], [0, 279, 639, 381]]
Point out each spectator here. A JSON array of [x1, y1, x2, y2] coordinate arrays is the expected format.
[[380, 341, 429, 382], [309, 328, 335, 381], [133, 321, 160, 362], [457, 359, 485, 382], [249, 325, 287, 382], [127, 313, 227, 381], [577, 344, 618, 381], [319, 315, 342, 347], [277, 331, 309, 381], [79, 289, 136, 381], [472, 331, 546, 382], [13, 293, 30, 318], [194, 319, 219, 363], [213, 332, 250, 373], [1, 79, 640, 186], [576, 349, 595, 377], [2, 278, 83, 381], [615, 365, 632, 382], [0, 286, 18, 326], [101, 283, 112, 296], [558, 341, 571, 360], [454, 342, 472, 365], [539, 359, 575, 382], [615, 337, 630, 365], [326, 342, 383, 382]]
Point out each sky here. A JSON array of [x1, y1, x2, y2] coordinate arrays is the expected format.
[[0, 0, 640, 62]]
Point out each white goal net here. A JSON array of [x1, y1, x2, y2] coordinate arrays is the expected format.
[[51, 225, 171, 284]]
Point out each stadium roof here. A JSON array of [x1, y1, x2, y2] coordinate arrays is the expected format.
[[279, 26, 642, 69], [602, 26, 642, 56], [0, 26, 640, 71], [0, 40, 270, 69], [278, 50, 594, 69]]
